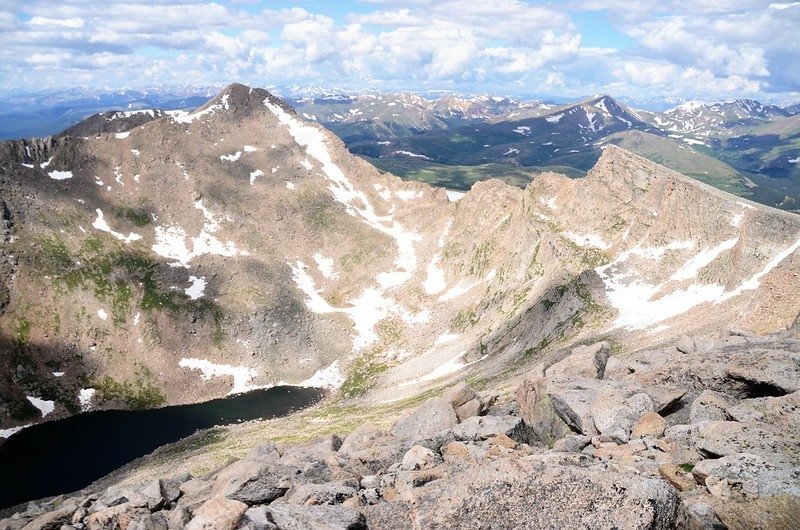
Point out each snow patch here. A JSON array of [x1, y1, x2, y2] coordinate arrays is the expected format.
[[402, 351, 487, 385], [53, 372, 65, 377], [393, 150, 430, 160], [439, 269, 496, 302], [178, 358, 259, 395], [48, 170, 73, 180], [546, 113, 564, 123], [92, 209, 142, 243], [445, 190, 466, 202], [220, 151, 242, 162], [79, 388, 96, 411], [0, 425, 29, 439], [670, 238, 738, 282], [564, 231, 610, 250], [313, 253, 337, 279], [185, 276, 207, 300], [286, 181, 295, 190], [115, 132, 130, 139], [130, 149, 140, 157], [97, 309, 108, 321], [300, 360, 344, 389], [249, 169, 264, 186], [423, 255, 446, 295], [395, 189, 423, 201], [151, 200, 248, 267], [40, 157, 53, 169], [26, 396, 55, 418], [243, 145, 258, 152], [434, 333, 459, 345]]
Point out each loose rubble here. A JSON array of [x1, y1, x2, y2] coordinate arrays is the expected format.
[[2, 333, 797, 529]]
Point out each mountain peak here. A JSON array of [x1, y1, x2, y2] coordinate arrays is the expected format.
[[173, 82, 294, 124]]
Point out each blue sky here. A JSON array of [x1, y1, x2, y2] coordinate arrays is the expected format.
[[1, 0, 799, 101]]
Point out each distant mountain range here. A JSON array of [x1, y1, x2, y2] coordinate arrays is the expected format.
[[2, 86, 799, 210]]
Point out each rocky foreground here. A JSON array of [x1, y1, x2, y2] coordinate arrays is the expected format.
[[2, 330, 799, 529]]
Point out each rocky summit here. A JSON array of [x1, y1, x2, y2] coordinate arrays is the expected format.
[[1, 83, 800, 528]]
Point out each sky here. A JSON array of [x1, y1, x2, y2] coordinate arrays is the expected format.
[[1, 0, 799, 101]]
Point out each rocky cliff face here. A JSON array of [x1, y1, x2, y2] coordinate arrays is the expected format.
[[1, 82, 799, 444]]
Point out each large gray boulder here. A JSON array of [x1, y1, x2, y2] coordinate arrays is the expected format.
[[547, 341, 611, 379], [516, 376, 572, 446], [391, 397, 458, 442], [592, 392, 654, 443], [212, 459, 289, 505], [693, 421, 799, 460], [692, 453, 800, 498], [689, 390, 735, 424], [185, 496, 247, 530], [363, 459, 679, 530], [266, 504, 367, 530]]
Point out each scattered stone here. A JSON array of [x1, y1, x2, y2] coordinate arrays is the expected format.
[[185, 496, 247, 530], [399, 445, 439, 471], [451, 415, 521, 442], [676, 335, 696, 354], [552, 434, 591, 453], [548, 341, 611, 379], [391, 397, 458, 442], [658, 464, 695, 491], [690, 390, 734, 424], [631, 411, 667, 438], [212, 460, 288, 505], [592, 392, 654, 443], [454, 398, 482, 422]]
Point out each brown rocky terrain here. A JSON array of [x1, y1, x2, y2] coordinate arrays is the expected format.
[[1, 82, 799, 527], [2, 332, 797, 529]]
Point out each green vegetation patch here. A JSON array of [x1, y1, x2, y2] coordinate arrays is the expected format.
[[91, 375, 166, 410]]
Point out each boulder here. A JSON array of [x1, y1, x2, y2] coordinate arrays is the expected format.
[[631, 411, 667, 439], [284, 483, 358, 506], [442, 381, 477, 409], [86, 503, 149, 530], [552, 434, 591, 453], [391, 397, 458, 442], [692, 453, 800, 498], [592, 392, 654, 443], [657, 464, 695, 491], [212, 459, 288, 505], [454, 399, 482, 422], [374, 459, 679, 530], [185, 497, 247, 530], [693, 421, 797, 460], [689, 390, 734, 424], [516, 376, 572, 446], [547, 341, 611, 379], [128, 512, 168, 530], [338, 424, 390, 457], [675, 335, 696, 354], [451, 415, 521, 442], [16, 500, 77, 530], [640, 385, 686, 414], [399, 445, 439, 471], [267, 504, 367, 530]]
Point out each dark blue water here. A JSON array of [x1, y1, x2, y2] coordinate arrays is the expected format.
[[0, 386, 325, 510]]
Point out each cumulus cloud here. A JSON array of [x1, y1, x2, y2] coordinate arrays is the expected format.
[[0, 0, 796, 99]]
